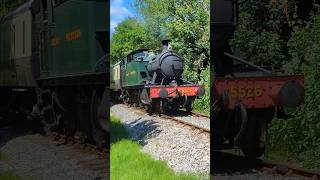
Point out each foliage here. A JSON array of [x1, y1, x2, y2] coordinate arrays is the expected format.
[[110, 17, 157, 65], [235, 0, 320, 168], [193, 66, 210, 115], [110, 115, 204, 180], [268, 15, 320, 167], [0, 171, 20, 180], [232, 0, 317, 67], [135, 0, 210, 81]]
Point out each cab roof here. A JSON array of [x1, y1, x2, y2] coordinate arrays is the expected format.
[[127, 48, 149, 57]]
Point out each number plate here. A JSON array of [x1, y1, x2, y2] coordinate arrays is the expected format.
[[181, 89, 192, 94], [229, 86, 263, 99]]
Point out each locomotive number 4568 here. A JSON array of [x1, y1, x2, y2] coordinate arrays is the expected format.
[[229, 86, 263, 99]]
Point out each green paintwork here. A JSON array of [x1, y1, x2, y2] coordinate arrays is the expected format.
[[120, 49, 150, 88], [42, 0, 108, 79], [122, 61, 149, 87], [0, 0, 109, 87]]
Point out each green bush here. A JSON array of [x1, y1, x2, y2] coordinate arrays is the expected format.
[[193, 66, 210, 115], [268, 14, 320, 168], [233, 0, 320, 168]]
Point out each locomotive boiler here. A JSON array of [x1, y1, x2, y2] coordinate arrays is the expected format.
[[146, 40, 184, 83], [111, 40, 205, 113], [213, 0, 305, 158]]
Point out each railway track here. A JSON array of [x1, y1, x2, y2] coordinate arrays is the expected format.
[[213, 151, 320, 179], [124, 104, 210, 133], [261, 160, 320, 179], [160, 112, 210, 133]]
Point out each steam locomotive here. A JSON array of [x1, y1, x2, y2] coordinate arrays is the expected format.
[[212, 0, 305, 158], [111, 40, 205, 113], [0, 0, 109, 147]]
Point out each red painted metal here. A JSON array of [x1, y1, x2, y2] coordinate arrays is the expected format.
[[149, 85, 203, 98], [214, 75, 304, 109]]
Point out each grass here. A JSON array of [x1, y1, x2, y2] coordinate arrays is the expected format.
[[0, 171, 20, 180], [265, 145, 320, 170], [111, 115, 203, 180], [0, 152, 19, 180], [265, 121, 320, 170]]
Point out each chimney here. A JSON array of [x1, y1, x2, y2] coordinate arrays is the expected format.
[[161, 39, 172, 50]]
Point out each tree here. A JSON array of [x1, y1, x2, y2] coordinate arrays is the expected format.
[[134, 0, 210, 81], [231, 0, 318, 67], [110, 17, 157, 65]]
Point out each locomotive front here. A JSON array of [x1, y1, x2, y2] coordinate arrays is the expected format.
[[141, 40, 205, 112], [146, 40, 183, 83]]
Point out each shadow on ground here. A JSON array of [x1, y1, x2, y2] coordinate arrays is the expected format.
[[110, 103, 162, 146], [124, 117, 162, 146], [0, 115, 42, 148], [164, 109, 192, 117]]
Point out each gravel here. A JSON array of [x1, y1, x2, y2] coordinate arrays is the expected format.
[[111, 104, 210, 177], [0, 133, 109, 180]]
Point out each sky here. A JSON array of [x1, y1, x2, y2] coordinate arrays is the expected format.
[[110, 0, 136, 36]]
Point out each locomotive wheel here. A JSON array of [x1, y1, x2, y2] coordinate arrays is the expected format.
[[185, 98, 194, 112], [90, 89, 107, 148], [75, 90, 91, 143], [137, 90, 144, 108], [57, 89, 77, 140], [152, 99, 164, 114], [0, 89, 14, 119], [240, 111, 266, 159], [241, 143, 265, 159]]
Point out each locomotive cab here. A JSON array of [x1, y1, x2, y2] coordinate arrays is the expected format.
[[120, 49, 150, 88]]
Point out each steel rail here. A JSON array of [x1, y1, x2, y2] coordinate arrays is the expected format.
[[126, 105, 210, 133], [261, 160, 320, 179], [216, 151, 320, 179]]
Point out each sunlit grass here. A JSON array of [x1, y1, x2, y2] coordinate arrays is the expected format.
[[110, 115, 203, 180]]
